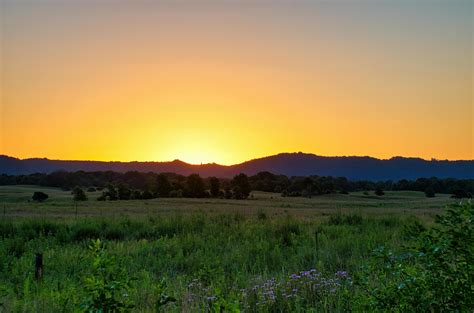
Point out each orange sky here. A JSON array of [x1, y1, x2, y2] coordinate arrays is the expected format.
[[1, 1, 473, 164]]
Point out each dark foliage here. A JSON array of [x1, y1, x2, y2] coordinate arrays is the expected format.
[[374, 188, 385, 196], [231, 173, 251, 199], [32, 191, 48, 202], [209, 177, 220, 198], [72, 186, 88, 201], [1, 171, 472, 200], [185, 174, 206, 198]]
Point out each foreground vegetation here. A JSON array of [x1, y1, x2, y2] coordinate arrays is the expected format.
[[0, 186, 471, 312]]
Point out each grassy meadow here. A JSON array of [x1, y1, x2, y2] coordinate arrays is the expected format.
[[0, 186, 468, 312]]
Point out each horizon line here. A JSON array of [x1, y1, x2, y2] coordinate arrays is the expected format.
[[2, 152, 473, 166]]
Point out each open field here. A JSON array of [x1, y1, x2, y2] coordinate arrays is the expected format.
[[0, 186, 469, 312], [0, 185, 457, 221]]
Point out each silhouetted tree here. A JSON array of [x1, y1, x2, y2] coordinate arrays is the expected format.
[[224, 187, 233, 199], [375, 188, 385, 196], [130, 189, 141, 200], [72, 186, 87, 201], [209, 177, 220, 198], [185, 174, 205, 198], [117, 183, 131, 200], [231, 173, 251, 199], [425, 188, 435, 198], [104, 184, 118, 201], [141, 190, 153, 200], [156, 174, 172, 197], [32, 191, 48, 202], [451, 189, 472, 199]]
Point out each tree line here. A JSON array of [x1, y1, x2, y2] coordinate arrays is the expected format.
[[1, 171, 472, 200]]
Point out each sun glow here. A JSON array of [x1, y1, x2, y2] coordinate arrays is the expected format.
[[1, 1, 472, 163]]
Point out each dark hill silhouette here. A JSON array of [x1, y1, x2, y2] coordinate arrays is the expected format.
[[0, 153, 472, 180]]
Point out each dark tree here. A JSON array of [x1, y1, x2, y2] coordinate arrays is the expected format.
[[224, 187, 233, 199], [32, 191, 48, 202], [117, 183, 131, 200], [156, 174, 172, 197], [87, 187, 96, 192], [231, 173, 251, 199], [209, 177, 220, 198], [72, 186, 88, 201], [185, 174, 206, 198], [374, 188, 385, 196], [104, 184, 118, 201], [425, 188, 435, 198], [451, 189, 472, 199], [130, 189, 142, 200], [141, 190, 153, 200]]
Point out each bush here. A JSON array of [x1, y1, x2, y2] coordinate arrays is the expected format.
[[424, 188, 435, 198], [32, 191, 48, 202], [72, 187, 87, 201], [141, 190, 154, 200], [81, 239, 135, 312], [374, 188, 384, 196], [356, 202, 474, 311], [451, 189, 472, 199]]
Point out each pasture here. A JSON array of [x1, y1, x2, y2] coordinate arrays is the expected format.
[[0, 186, 468, 312]]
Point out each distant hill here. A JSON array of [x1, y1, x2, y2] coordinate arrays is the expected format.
[[0, 153, 473, 180]]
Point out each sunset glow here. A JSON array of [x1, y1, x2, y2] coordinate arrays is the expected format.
[[1, 0, 472, 164]]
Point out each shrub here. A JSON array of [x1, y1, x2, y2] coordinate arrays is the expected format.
[[356, 202, 474, 311], [141, 190, 154, 200], [72, 187, 87, 201], [81, 239, 135, 312], [424, 188, 435, 198], [374, 188, 384, 196], [32, 191, 48, 202], [451, 189, 472, 199]]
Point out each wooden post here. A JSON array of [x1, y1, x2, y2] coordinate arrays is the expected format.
[[35, 253, 43, 280], [315, 229, 319, 259]]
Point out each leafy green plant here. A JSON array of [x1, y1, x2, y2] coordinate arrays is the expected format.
[[80, 239, 135, 312], [154, 278, 176, 312], [356, 202, 474, 311], [207, 288, 240, 313]]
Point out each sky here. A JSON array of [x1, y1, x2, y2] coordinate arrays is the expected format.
[[1, 0, 472, 165]]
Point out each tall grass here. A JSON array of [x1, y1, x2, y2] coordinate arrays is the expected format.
[[0, 211, 412, 312]]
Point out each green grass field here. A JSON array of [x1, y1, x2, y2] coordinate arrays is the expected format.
[[0, 185, 455, 221], [0, 186, 467, 312]]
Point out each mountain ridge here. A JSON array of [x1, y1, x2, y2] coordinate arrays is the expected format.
[[1, 153, 473, 180]]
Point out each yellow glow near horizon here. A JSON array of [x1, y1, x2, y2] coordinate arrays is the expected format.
[[1, 1, 472, 164]]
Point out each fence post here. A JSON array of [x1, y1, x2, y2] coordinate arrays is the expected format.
[[315, 229, 319, 259], [35, 253, 43, 280]]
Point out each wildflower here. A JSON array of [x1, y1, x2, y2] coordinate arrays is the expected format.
[[207, 296, 217, 301], [335, 271, 349, 279]]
